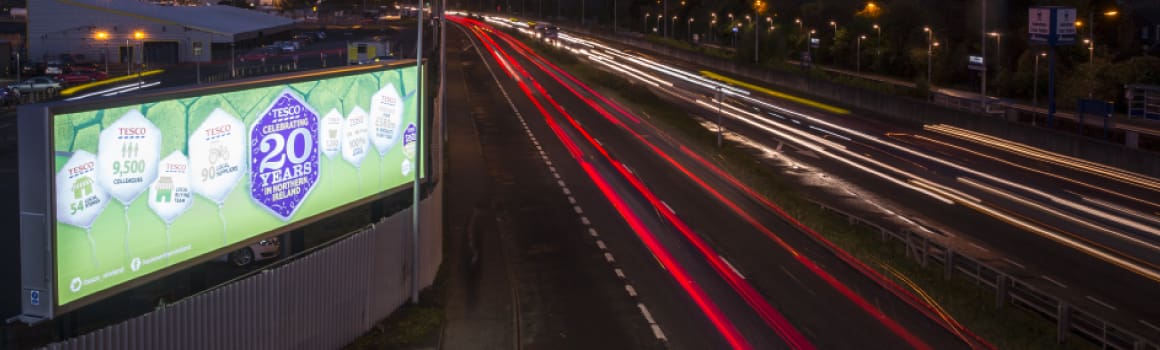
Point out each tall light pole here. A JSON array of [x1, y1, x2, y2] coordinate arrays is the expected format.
[[672, 15, 678, 38], [829, 20, 837, 38], [688, 18, 694, 41], [980, 0, 987, 111], [795, 18, 802, 31], [872, 24, 881, 59], [924, 26, 933, 88], [807, 29, 815, 65], [754, 15, 760, 63], [663, 0, 667, 38], [134, 30, 145, 84], [856, 34, 865, 74], [95, 31, 109, 74], [1033, 51, 1045, 123], [411, 0, 424, 305], [988, 32, 1002, 74], [644, 12, 649, 32]]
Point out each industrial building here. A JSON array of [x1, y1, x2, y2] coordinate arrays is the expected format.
[[27, 0, 294, 67]]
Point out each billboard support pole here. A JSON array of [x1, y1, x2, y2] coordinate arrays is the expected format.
[[411, 0, 424, 306]]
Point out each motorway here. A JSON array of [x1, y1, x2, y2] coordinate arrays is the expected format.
[[491, 19, 1160, 342], [448, 16, 982, 349]]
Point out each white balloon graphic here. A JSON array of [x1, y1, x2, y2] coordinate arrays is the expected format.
[[369, 83, 405, 155], [342, 106, 370, 167], [320, 108, 343, 158], [148, 151, 193, 224], [56, 150, 110, 229], [190, 108, 246, 204], [97, 109, 161, 205]]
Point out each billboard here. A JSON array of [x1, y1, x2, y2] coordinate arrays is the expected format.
[[19, 63, 424, 318]]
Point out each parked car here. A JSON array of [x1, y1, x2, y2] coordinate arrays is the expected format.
[[56, 69, 108, 85], [44, 62, 63, 75], [7, 76, 63, 94], [0, 87, 20, 107], [222, 237, 281, 267], [239, 47, 274, 62]]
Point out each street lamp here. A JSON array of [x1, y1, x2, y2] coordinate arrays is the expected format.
[[133, 30, 145, 83], [1084, 38, 1094, 64], [872, 24, 881, 58], [672, 15, 678, 36], [856, 34, 866, 74], [807, 29, 815, 65], [988, 31, 1002, 73], [924, 26, 933, 87], [1033, 51, 1046, 123], [794, 18, 802, 31], [644, 12, 649, 32], [94, 31, 109, 74], [829, 20, 837, 38], [688, 18, 694, 41]]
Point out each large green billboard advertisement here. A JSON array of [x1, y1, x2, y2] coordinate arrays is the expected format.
[[49, 65, 422, 308]]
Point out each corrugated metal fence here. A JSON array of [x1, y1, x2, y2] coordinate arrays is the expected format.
[[41, 184, 443, 350]]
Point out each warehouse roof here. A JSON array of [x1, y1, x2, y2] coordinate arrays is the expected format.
[[51, 0, 294, 39]]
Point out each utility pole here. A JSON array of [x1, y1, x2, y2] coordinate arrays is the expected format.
[[411, 0, 424, 306], [981, 0, 987, 112]]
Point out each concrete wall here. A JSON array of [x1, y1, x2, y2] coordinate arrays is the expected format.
[[577, 29, 1160, 178]]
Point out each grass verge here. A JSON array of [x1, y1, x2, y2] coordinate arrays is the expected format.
[[520, 33, 1094, 350], [345, 275, 445, 350]]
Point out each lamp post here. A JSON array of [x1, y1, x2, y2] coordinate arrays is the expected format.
[[795, 18, 801, 31], [829, 20, 837, 38], [754, 15, 759, 63], [95, 31, 109, 74], [872, 24, 881, 58], [856, 34, 865, 74], [662, 0, 667, 38], [134, 30, 145, 84], [924, 26, 933, 87], [988, 32, 1002, 74], [807, 29, 815, 65], [688, 18, 694, 41], [1033, 51, 1045, 123], [644, 13, 649, 32], [671, 15, 678, 38]]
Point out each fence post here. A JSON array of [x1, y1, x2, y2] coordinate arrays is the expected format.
[[944, 248, 954, 280], [995, 274, 1007, 309], [921, 237, 929, 267], [1057, 302, 1070, 343]]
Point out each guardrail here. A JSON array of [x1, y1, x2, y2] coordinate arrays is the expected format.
[[810, 199, 1158, 350]]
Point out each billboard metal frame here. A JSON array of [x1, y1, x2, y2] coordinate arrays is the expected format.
[[16, 60, 428, 323]]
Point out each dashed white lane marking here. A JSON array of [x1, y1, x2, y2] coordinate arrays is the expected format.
[[650, 325, 668, 341], [1002, 258, 1026, 269], [461, 29, 668, 343], [968, 242, 990, 252], [568, 196, 576, 204], [637, 303, 656, 324], [636, 303, 668, 340], [1042, 276, 1068, 289], [573, 205, 584, 214], [719, 256, 745, 279], [1086, 296, 1117, 311]]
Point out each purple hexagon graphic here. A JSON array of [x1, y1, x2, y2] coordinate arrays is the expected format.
[[249, 89, 320, 221]]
